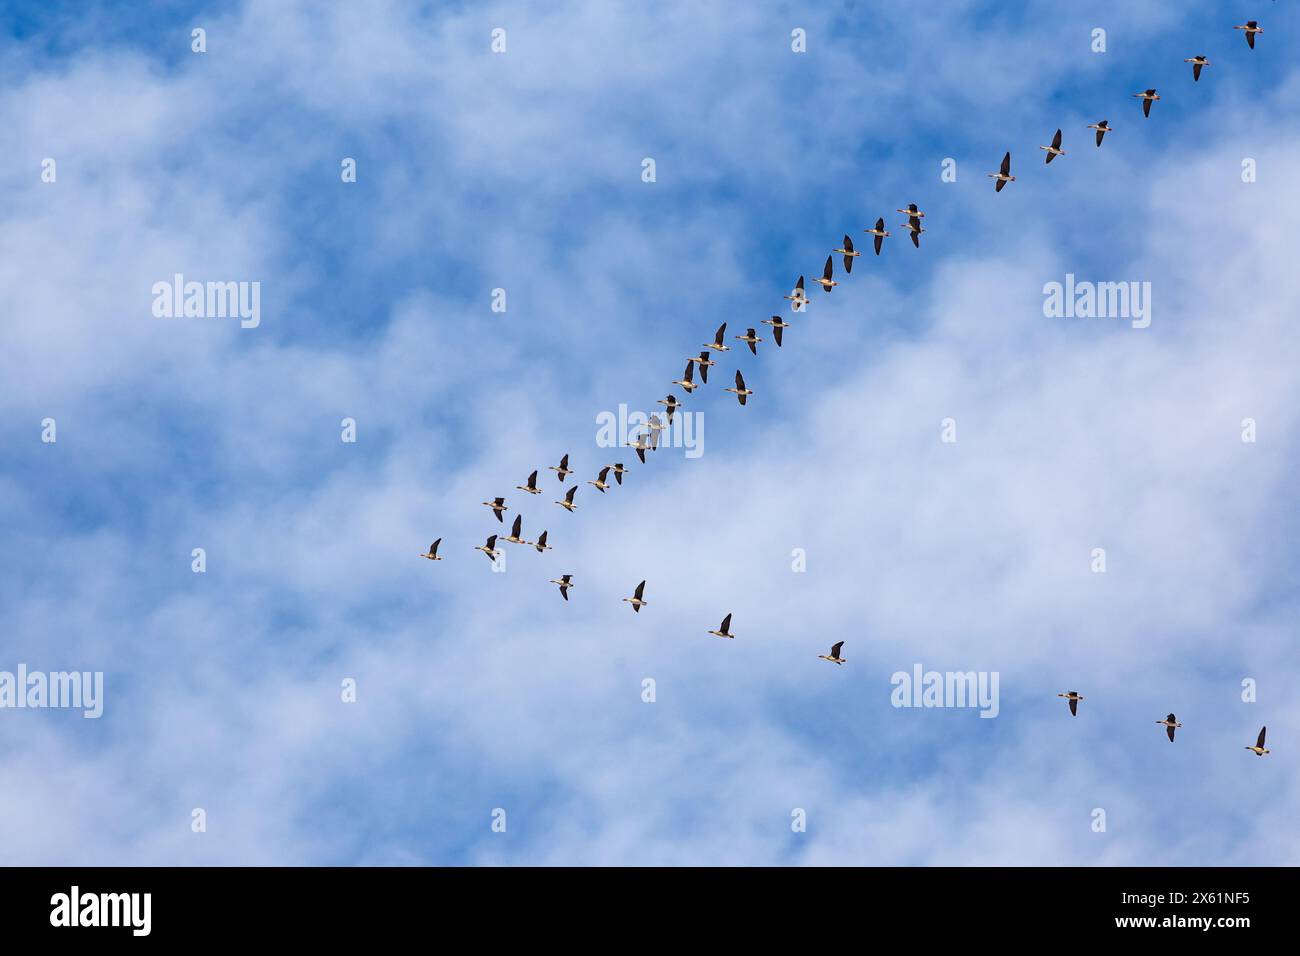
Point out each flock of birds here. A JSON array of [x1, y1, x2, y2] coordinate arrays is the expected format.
[[420, 22, 1274, 753]]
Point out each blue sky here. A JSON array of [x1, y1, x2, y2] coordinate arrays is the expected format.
[[1, 0, 1298, 864]]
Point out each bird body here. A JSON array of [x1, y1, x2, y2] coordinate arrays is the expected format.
[[818, 641, 846, 664]]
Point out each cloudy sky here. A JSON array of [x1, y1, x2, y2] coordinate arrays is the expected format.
[[1, 0, 1298, 865]]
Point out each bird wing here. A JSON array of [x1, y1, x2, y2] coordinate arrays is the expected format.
[[1257, 726, 1267, 748], [634, 580, 645, 600], [715, 322, 726, 345], [1052, 128, 1062, 149], [844, 234, 854, 253], [874, 232, 883, 255], [1000, 151, 1011, 175], [735, 369, 745, 389], [1167, 724, 1176, 742], [795, 275, 804, 290], [536, 531, 547, 547], [486, 535, 497, 548], [683, 362, 694, 382], [822, 255, 833, 280], [598, 466, 609, 482], [511, 515, 522, 536], [560, 454, 569, 468], [559, 586, 569, 601], [1143, 97, 1152, 116], [528, 470, 538, 487], [1193, 62, 1202, 81], [773, 324, 783, 346], [431, 538, 441, 555], [720, 613, 731, 632], [1069, 698, 1077, 716], [910, 230, 920, 248], [830, 641, 844, 657], [1096, 128, 1104, 147], [566, 486, 576, 502]]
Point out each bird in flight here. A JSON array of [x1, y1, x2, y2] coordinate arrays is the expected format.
[[707, 613, 735, 639], [555, 485, 578, 512], [502, 514, 529, 545], [1234, 21, 1262, 50], [657, 394, 683, 423], [734, 327, 763, 355], [1134, 88, 1160, 117], [989, 151, 1015, 191], [1184, 54, 1210, 82], [1057, 691, 1084, 716], [532, 530, 551, 553], [723, 369, 752, 406], [587, 466, 612, 493], [832, 234, 860, 274], [1086, 119, 1112, 147], [897, 203, 925, 220], [549, 574, 573, 601], [689, 350, 714, 384], [783, 275, 808, 310], [622, 580, 648, 612], [549, 453, 573, 482], [481, 496, 508, 523], [627, 431, 653, 464], [1039, 128, 1065, 164], [811, 255, 838, 292], [818, 641, 846, 665], [900, 216, 925, 248], [761, 314, 790, 347], [864, 217, 890, 255], [419, 538, 442, 561], [516, 470, 542, 495], [1244, 726, 1270, 756], [474, 534, 501, 561], [671, 361, 698, 394], [1157, 713, 1183, 742], [703, 322, 731, 353], [608, 462, 629, 485]]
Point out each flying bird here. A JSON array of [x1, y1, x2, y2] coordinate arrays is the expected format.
[[549, 453, 574, 482], [900, 217, 925, 248], [704, 322, 731, 352], [864, 217, 890, 255], [627, 432, 653, 464], [734, 327, 763, 355], [516, 470, 542, 495], [1087, 119, 1112, 147], [989, 151, 1014, 191], [1039, 128, 1065, 163], [555, 486, 578, 512], [532, 530, 552, 553], [707, 613, 735, 639], [609, 462, 629, 485], [1245, 726, 1270, 756], [833, 234, 860, 274], [671, 361, 698, 394], [474, 534, 501, 561], [1057, 691, 1084, 716], [587, 466, 612, 493], [724, 369, 752, 406], [481, 497, 508, 523], [811, 255, 838, 292], [502, 514, 528, 545], [657, 394, 683, 423], [897, 204, 925, 219], [818, 641, 846, 665], [689, 350, 714, 384], [622, 580, 648, 612], [419, 538, 442, 561], [549, 574, 573, 601], [1234, 21, 1262, 50], [1134, 88, 1160, 117], [761, 314, 790, 347], [1184, 55, 1210, 82], [783, 275, 808, 310], [1157, 713, 1183, 742]]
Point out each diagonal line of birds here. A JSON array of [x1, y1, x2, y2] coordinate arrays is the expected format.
[[419, 21, 1273, 749]]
